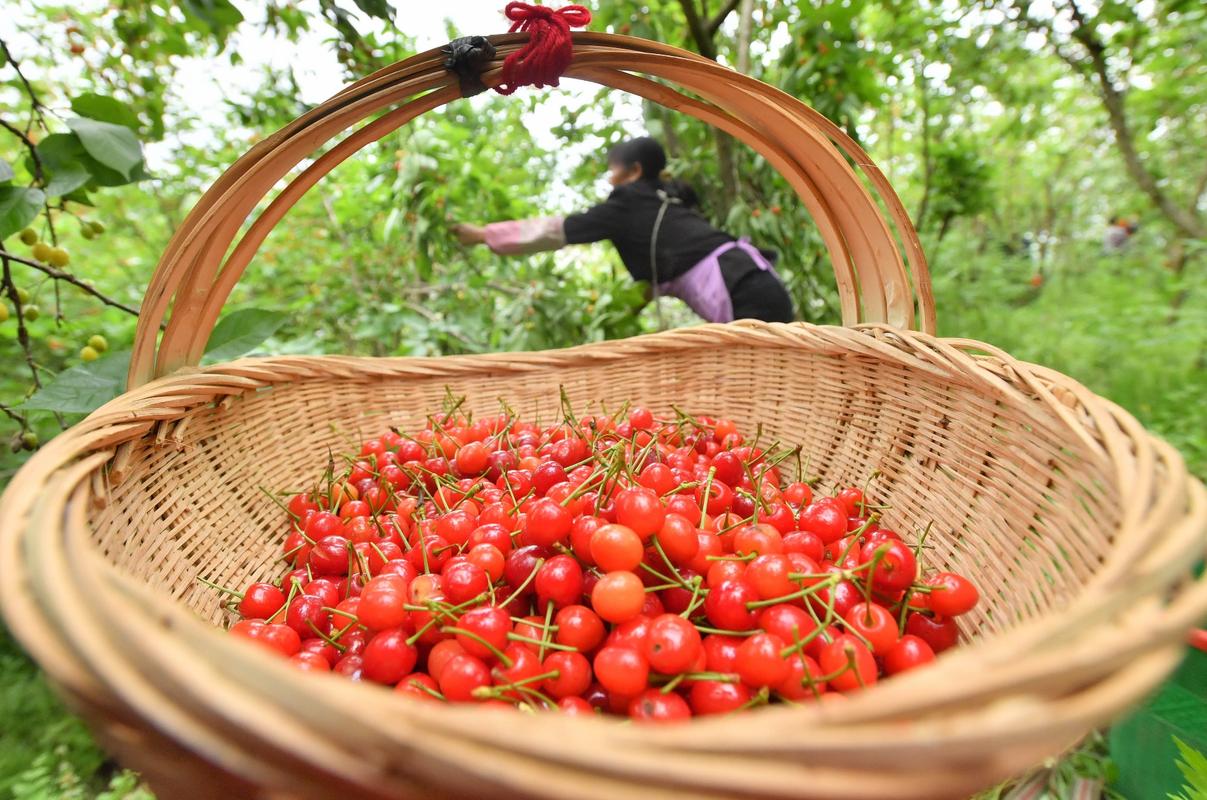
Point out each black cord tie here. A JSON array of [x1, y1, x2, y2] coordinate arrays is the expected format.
[[442, 36, 497, 97]]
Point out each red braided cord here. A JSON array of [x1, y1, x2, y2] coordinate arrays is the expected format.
[[495, 3, 592, 95]]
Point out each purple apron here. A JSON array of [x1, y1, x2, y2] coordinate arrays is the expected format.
[[657, 238, 776, 323]]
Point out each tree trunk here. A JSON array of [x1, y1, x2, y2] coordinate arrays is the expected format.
[[676, 0, 741, 214], [736, 0, 755, 74], [914, 70, 934, 231], [1062, 0, 1206, 240]]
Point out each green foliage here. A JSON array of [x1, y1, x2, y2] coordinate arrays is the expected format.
[[972, 732, 1124, 800], [202, 308, 289, 363], [0, 630, 106, 800], [1170, 737, 1207, 800], [0, 187, 43, 239], [21, 308, 285, 415]]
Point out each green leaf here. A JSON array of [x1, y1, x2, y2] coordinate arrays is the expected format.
[[70, 93, 140, 132], [22, 351, 132, 414], [66, 117, 143, 179], [181, 0, 245, 41], [0, 158, 13, 183], [43, 165, 92, 199], [0, 186, 44, 240], [37, 132, 146, 190], [1171, 737, 1207, 800], [202, 308, 288, 362], [351, 0, 396, 21], [36, 134, 88, 173]]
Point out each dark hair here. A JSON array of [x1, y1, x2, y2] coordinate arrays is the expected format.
[[608, 136, 699, 209], [608, 136, 666, 179]]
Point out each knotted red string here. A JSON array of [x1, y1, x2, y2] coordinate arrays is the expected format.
[[495, 2, 592, 95]]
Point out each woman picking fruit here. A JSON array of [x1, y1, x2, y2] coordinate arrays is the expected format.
[[451, 136, 795, 324]]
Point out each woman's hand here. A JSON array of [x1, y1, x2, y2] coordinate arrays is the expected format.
[[450, 222, 487, 246]]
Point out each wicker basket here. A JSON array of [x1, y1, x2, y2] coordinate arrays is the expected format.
[[2, 32, 1206, 800]]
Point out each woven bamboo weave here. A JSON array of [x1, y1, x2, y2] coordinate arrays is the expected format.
[[2, 32, 1205, 800]]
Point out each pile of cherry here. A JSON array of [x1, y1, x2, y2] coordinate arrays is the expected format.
[[216, 405, 980, 722]]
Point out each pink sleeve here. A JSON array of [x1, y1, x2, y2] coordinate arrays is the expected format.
[[484, 217, 567, 255]]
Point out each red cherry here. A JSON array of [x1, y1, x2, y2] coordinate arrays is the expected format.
[[543, 651, 593, 698], [628, 406, 655, 430], [656, 513, 700, 565], [775, 652, 824, 699], [454, 441, 490, 476], [534, 554, 584, 608], [745, 554, 797, 600], [735, 632, 790, 688], [758, 604, 817, 647], [695, 479, 734, 516], [525, 498, 574, 547], [590, 524, 645, 572], [905, 612, 960, 653], [819, 634, 877, 692], [309, 534, 351, 575], [688, 680, 750, 715], [644, 613, 703, 675], [798, 500, 847, 544], [532, 461, 569, 495], [835, 487, 865, 516], [439, 655, 491, 702], [782, 530, 825, 562], [257, 623, 302, 657], [926, 572, 980, 617], [637, 463, 677, 496], [558, 696, 595, 715], [362, 628, 418, 684], [290, 650, 331, 671], [238, 582, 286, 619], [614, 487, 666, 539], [782, 482, 813, 507], [629, 689, 692, 723], [333, 654, 364, 680], [703, 579, 759, 631], [554, 604, 606, 652], [843, 602, 900, 656], [859, 540, 917, 593], [455, 606, 512, 660], [732, 524, 784, 557], [285, 594, 330, 639], [395, 672, 440, 700], [884, 634, 937, 675], [442, 560, 490, 605], [593, 646, 650, 697], [591, 571, 645, 623]]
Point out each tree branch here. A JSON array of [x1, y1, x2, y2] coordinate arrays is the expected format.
[[1192, 163, 1207, 211], [0, 38, 49, 131], [677, 0, 717, 59], [675, 0, 738, 211], [707, 0, 743, 37], [735, 0, 755, 74], [1058, 0, 1205, 239], [1, 254, 42, 392], [914, 66, 934, 231], [0, 116, 44, 184], [0, 401, 27, 428], [0, 248, 144, 318]]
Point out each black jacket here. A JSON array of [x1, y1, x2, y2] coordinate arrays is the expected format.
[[563, 179, 773, 290]]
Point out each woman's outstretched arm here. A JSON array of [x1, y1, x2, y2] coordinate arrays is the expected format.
[[450, 218, 566, 255], [451, 188, 630, 255]]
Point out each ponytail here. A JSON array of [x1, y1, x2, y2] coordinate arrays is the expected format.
[[660, 173, 699, 210]]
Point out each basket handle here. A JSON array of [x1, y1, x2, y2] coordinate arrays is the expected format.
[[127, 32, 935, 390]]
